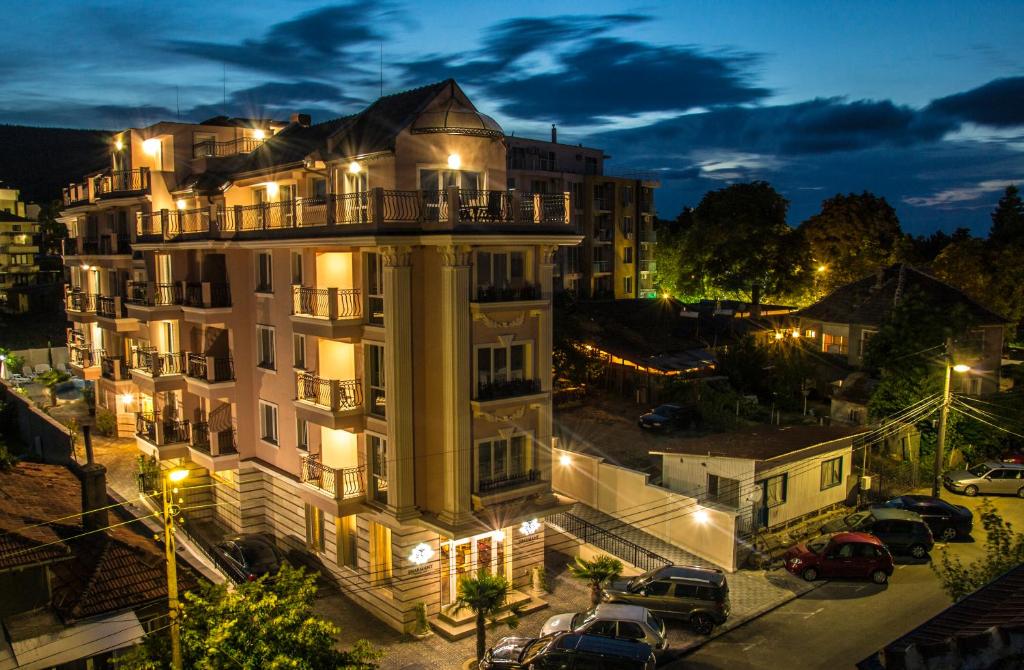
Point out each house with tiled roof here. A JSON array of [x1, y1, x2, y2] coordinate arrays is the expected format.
[[0, 458, 197, 668]]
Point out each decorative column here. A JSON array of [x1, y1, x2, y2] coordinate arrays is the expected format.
[[438, 245, 475, 527], [381, 245, 417, 521], [534, 245, 557, 493]]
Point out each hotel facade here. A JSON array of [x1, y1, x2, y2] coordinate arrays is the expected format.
[[59, 80, 578, 635]]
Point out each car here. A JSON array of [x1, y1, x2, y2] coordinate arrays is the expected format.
[[820, 507, 934, 558], [540, 603, 667, 650], [600, 565, 729, 635], [944, 461, 1024, 497], [784, 532, 894, 584], [637, 404, 691, 432], [213, 533, 285, 582], [1002, 449, 1024, 465], [479, 632, 656, 669], [874, 495, 973, 541]]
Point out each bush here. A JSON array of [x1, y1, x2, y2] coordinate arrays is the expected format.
[[36, 369, 71, 387], [95, 409, 118, 437]]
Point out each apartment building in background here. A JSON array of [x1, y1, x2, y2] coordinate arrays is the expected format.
[[0, 183, 41, 313], [506, 130, 658, 299], [59, 80, 578, 636]]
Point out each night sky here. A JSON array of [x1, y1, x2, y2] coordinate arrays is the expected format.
[[2, 0, 1021, 234]]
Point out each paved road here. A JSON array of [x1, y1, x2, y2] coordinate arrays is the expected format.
[[678, 493, 1024, 669]]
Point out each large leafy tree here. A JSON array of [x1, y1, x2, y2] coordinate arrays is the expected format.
[[115, 563, 380, 670], [799, 192, 904, 295], [988, 184, 1024, 247], [35, 199, 66, 256]]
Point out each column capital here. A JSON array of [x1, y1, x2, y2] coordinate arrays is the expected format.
[[438, 244, 472, 267], [379, 245, 413, 268], [539, 244, 559, 266]]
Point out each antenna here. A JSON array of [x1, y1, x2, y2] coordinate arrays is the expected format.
[[223, 63, 227, 111], [176, 86, 180, 121], [379, 42, 383, 97]]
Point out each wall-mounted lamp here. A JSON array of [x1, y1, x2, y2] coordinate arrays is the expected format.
[[114, 138, 124, 151], [253, 129, 266, 141], [175, 199, 187, 210], [447, 153, 461, 170], [265, 182, 279, 198], [693, 509, 710, 524], [519, 518, 541, 536], [408, 542, 434, 565], [142, 138, 161, 156], [348, 161, 361, 174], [559, 453, 572, 466]]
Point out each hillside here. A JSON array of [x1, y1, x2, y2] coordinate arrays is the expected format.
[[0, 124, 111, 204]]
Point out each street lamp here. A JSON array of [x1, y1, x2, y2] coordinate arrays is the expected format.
[[933, 339, 971, 497], [163, 468, 189, 670]]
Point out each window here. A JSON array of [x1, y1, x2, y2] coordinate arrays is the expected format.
[[764, 473, 788, 507], [256, 252, 273, 293], [587, 620, 617, 637], [336, 515, 357, 568], [367, 344, 386, 417], [821, 456, 843, 490], [257, 325, 275, 370], [259, 401, 278, 445], [366, 252, 384, 326], [476, 435, 529, 490], [804, 329, 817, 338], [310, 177, 327, 199], [622, 186, 633, 206], [475, 251, 525, 294], [859, 330, 877, 357], [291, 251, 303, 285], [296, 417, 308, 451], [621, 215, 634, 238], [304, 503, 324, 552], [570, 182, 584, 210], [822, 332, 848, 355], [368, 521, 392, 584], [293, 333, 305, 369], [368, 433, 388, 504], [617, 622, 645, 640], [623, 277, 633, 295], [856, 543, 881, 558], [707, 474, 741, 508], [645, 581, 672, 596], [476, 342, 529, 395], [623, 247, 633, 264]]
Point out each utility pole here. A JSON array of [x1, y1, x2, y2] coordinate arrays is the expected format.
[[163, 469, 188, 670], [932, 337, 954, 498]]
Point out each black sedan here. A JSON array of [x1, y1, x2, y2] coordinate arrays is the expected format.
[[638, 404, 689, 432], [873, 495, 973, 541], [213, 534, 285, 582]]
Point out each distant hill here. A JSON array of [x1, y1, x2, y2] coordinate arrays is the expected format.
[[0, 124, 111, 204]]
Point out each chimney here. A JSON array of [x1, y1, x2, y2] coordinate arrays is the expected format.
[[79, 426, 109, 533], [551, 124, 557, 144], [290, 113, 311, 127]]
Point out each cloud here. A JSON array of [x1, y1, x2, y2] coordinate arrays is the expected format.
[[0, 103, 174, 129], [902, 179, 1022, 208], [926, 76, 1024, 128], [186, 81, 362, 122]]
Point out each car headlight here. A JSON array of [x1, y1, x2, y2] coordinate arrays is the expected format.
[[788, 558, 802, 566]]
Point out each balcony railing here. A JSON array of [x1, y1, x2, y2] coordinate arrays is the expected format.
[[300, 454, 365, 500], [592, 261, 612, 274], [186, 353, 234, 383], [292, 286, 362, 319], [62, 181, 91, 207], [595, 227, 613, 242], [98, 235, 132, 255], [296, 372, 362, 412], [192, 136, 265, 159], [136, 413, 189, 445], [183, 282, 231, 308], [62, 238, 79, 256], [189, 422, 237, 456], [68, 345, 102, 368], [81, 239, 100, 255], [478, 469, 540, 494], [95, 295, 128, 319], [66, 291, 98, 313], [131, 349, 184, 377], [639, 259, 657, 273], [127, 281, 183, 307], [95, 168, 150, 198], [640, 229, 657, 243], [475, 378, 542, 401], [474, 283, 541, 303], [100, 355, 129, 381]]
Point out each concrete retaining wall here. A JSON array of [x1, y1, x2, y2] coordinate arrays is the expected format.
[[0, 379, 73, 464]]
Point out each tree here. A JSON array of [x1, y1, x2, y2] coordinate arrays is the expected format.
[[799, 192, 904, 295], [931, 500, 1024, 601], [115, 563, 380, 670], [988, 184, 1024, 247], [453, 572, 521, 662], [35, 200, 66, 256], [567, 555, 623, 607]]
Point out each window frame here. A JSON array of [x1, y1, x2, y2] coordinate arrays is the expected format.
[[336, 514, 357, 568], [290, 251, 303, 286], [296, 417, 308, 452], [763, 473, 788, 508], [820, 456, 844, 490], [366, 343, 386, 418], [258, 400, 279, 446], [256, 324, 276, 371], [367, 431, 389, 505], [473, 340, 533, 393], [292, 333, 306, 370], [368, 521, 393, 585], [474, 433, 532, 490], [256, 251, 273, 294]]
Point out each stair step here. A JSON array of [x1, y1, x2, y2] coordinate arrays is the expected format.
[[432, 593, 548, 641]]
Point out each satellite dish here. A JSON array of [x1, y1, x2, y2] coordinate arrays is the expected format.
[[746, 488, 764, 504]]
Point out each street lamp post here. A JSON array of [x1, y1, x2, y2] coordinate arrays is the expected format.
[[932, 337, 970, 498], [163, 468, 189, 670]]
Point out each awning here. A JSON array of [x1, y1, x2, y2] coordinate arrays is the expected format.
[[8, 611, 144, 669]]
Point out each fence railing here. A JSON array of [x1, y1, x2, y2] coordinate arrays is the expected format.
[[292, 286, 362, 319], [136, 413, 189, 445], [182, 282, 231, 308], [474, 283, 541, 303], [132, 349, 184, 377], [475, 378, 542, 401], [300, 454, 365, 500], [95, 168, 150, 197], [478, 468, 540, 494], [295, 373, 362, 411], [100, 355, 128, 381], [185, 353, 234, 383], [65, 291, 98, 313], [126, 281, 183, 307], [547, 512, 672, 572], [62, 238, 79, 256], [68, 345, 102, 368], [192, 136, 264, 158], [95, 295, 127, 319]]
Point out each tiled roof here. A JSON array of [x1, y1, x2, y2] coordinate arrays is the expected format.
[[797, 263, 1008, 327], [649, 424, 865, 461], [0, 210, 35, 223], [0, 462, 198, 622]]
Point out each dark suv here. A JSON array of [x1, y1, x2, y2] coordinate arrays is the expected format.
[[479, 632, 656, 669], [820, 507, 934, 558], [873, 495, 973, 541], [638, 404, 695, 432], [600, 565, 729, 635]]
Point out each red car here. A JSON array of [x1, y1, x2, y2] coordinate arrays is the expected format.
[[1002, 450, 1024, 465], [784, 532, 894, 584]]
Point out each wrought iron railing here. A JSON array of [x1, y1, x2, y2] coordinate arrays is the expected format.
[[132, 349, 184, 377], [186, 353, 234, 383], [478, 469, 540, 494], [190, 422, 211, 453], [474, 283, 541, 303], [62, 238, 79, 256], [95, 295, 123, 319], [192, 136, 265, 158], [295, 372, 362, 411], [475, 378, 542, 401], [66, 291, 98, 313], [300, 454, 365, 500], [126, 281, 183, 306], [546, 512, 672, 572], [182, 282, 231, 308], [100, 355, 128, 380], [68, 345, 102, 368], [62, 181, 90, 207], [81, 238, 100, 255], [292, 286, 362, 319], [136, 413, 189, 445], [96, 168, 150, 197]]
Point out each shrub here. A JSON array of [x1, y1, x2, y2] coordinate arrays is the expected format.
[[95, 409, 118, 437]]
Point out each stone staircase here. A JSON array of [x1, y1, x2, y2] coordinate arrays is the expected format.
[[431, 589, 548, 640]]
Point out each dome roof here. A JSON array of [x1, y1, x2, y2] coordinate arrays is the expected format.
[[410, 98, 504, 138]]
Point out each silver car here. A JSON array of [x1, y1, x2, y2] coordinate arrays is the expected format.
[[539, 603, 668, 650], [944, 461, 1024, 497]]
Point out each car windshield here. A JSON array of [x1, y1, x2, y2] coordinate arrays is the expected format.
[[653, 405, 677, 416], [883, 497, 905, 508], [240, 540, 278, 566], [844, 511, 871, 528], [807, 537, 829, 555], [628, 568, 660, 590], [571, 608, 597, 630], [968, 464, 992, 477], [520, 637, 552, 664]]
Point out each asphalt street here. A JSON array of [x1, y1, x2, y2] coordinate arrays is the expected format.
[[675, 492, 1024, 669]]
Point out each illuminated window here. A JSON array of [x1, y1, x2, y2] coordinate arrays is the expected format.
[[820, 456, 843, 490], [369, 521, 392, 584], [336, 515, 357, 568], [304, 503, 324, 552], [259, 401, 278, 445], [822, 332, 848, 355]]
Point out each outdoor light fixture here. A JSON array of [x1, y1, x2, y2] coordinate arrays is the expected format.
[[175, 199, 187, 210], [493, 530, 506, 542], [142, 138, 161, 156], [81, 264, 91, 271], [348, 161, 361, 174], [447, 153, 461, 169], [559, 453, 572, 466], [520, 518, 541, 536], [817, 265, 827, 273], [253, 129, 266, 140], [265, 181, 279, 198], [774, 331, 785, 340], [408, 542, 434, 565], [694, 509, 710, 524], [791, 329, 801, 338], [953, 364, 971, 373], [114, 138, 124, 151], [167, 468, 189, 483], [119, 392, 133, 406]]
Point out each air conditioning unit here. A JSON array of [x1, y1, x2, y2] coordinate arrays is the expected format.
[[860, 475, 873, 491]]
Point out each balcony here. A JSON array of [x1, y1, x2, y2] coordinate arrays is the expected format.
[[595, 228, 613, 243], [67, 344, 102, 380], [473, 283, 542, 304], [95, 295, 138, 332], [640, 229, 657, 244], [62, 181, 91, 208], [475, 378, 543, 402], [127, 281, 183, 307], [136, 413, 190, 460], [183, 282, 231, 310], [300, 454, 366, 502], [100, 355, 130, 382], [81, 238, 100, 255], [133, 188, 571, 243], [185, 354, 235, 398], [639, 259, 657, 273], [291, 286, 362, 338], [98, 235, 132, 256], [592, 261, 612, 274], [131, 349, 185, 394], [478, 469, 541, 494], [295, 372, 363, 430], [188, 423, 238, 471], [65, 291, 98, 321], [61, 238, 79, 256], [95, 169, 150, 199], [192, 137, 264, 159]]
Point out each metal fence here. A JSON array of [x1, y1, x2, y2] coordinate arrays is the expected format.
[[547, 511, 672, 572]]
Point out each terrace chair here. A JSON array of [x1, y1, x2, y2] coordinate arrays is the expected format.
[[34, 363, 52, 374], [21, 365, 37, 379], [9, 373, 31, 385], [56, 362, 69, 374]]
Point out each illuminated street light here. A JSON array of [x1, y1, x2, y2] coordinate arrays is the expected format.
[[447, 153, 461, 169], [559, 453, 572, 466], [348, 161, 361, 174], [953, 364, 971, 373]]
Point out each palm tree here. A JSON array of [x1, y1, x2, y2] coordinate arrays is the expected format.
[[453, 572, 521, 662], [568, 555, 623, 607]]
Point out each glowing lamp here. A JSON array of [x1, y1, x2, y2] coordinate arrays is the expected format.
[[774, 331, 785, 340], [265, 182, 279, 198], [662, 291, 671, 300], [559, 453, 572, 466], [493, 530, 506, 542], [694, 509, 710, 524], [81, 264, 91, 271], [447, 153, 461, 170], [114, 138, 124, 151], [348, 161, 361, 174], [119, 392, 133, 405], [0, 354, 6, 362], [791, 329, 800, 338], [142, 138, 161, 156], [817, 265, 827, 273], [175, 199, 187, 210], [520, 518, 541, 536], [953, 364, 971, 373], [253, 129, 266, 140], [168, 468, 189, 483], [408, 542, 434, 565]]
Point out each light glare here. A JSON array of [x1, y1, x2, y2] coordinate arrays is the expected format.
[[168, 469, 189, 482], [447, 153, 461, 169]]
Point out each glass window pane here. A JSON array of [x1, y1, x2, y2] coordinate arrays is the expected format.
[[479, 442, 492, 481], [510, 345, 525, 379], [494, 439, 507, 475], [477, 252, 492, 288], [510, 252, 524, 283], [494, 254, 508, 287], [477, 348, 492, 386], [494, 348, 507, 382]]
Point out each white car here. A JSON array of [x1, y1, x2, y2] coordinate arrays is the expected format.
[[540, 603, 668, 650]]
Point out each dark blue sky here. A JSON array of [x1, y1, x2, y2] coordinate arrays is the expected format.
[[2, 0, 1022, 234]]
